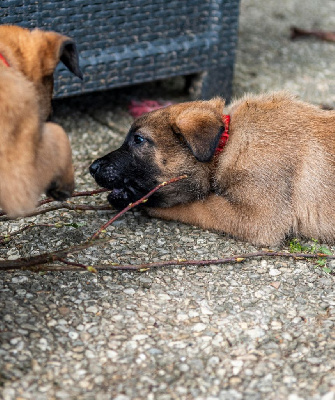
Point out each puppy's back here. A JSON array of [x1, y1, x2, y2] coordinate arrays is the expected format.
[[227, 92, 335, 242]]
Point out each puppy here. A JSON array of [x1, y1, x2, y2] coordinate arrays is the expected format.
[[90, 92, 335, 246], [0, 25, 82, 217]]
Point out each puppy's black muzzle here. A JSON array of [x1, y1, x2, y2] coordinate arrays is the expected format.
[[89, 150, 140, 209], [89, 149, 161, 210], [89, 153, 121, 190], [89, 159, 103, 178]]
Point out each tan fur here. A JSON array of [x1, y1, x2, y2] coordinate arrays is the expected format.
[[0, 25, 77, 217], [139, 92, 335, 246], [0, 25, 80, 120]]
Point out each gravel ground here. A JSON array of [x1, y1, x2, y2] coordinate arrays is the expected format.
[[1, 0, 335, 399]]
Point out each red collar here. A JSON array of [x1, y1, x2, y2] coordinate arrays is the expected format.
[[215, 114, 230, 155], [0, 53, 10, 67]]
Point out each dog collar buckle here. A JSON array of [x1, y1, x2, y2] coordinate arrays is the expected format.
[[0, 53, 10, 67], [215, 114, 230, 155]]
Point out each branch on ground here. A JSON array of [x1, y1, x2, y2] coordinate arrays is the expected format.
[[0, 175, 334, 274], [291, 27, 335, 42]]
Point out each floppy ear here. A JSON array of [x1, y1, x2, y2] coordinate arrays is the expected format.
[[36, 30, 83, 79], [58, 39, 83, 79], [174, 107, 224, 162]]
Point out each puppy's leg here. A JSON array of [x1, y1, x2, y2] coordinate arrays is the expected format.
[[0, 122, 74, 217], [148, 194, 291, 246], [0, 169, 40, 218], [37, 122, 74, 200]]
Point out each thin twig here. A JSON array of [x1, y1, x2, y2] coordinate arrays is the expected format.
[[1, 175, 334, 274], [0, 203, 112, 220], [0, 237, 111, 270], [90, 175, 188, 241], [0, 176, 188, 270], [101, 251, 335, 270], [0, 223, 55, 244], [28, 203, 112, 217], [0, 188, 110, 217], [2, 250, 334, 272], [57, 258, 98, 273], [291, 27, 335, 42], [38, 188, 109, 206]]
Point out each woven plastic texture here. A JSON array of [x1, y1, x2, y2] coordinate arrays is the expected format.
[[0, 0, 240, 99]]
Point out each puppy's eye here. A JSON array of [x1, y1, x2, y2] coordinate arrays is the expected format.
[[133, 134, 145, 145]]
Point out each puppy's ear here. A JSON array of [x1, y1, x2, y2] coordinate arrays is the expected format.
[[58, 39, 83, 79], [174, 105, 224, 162], [35, 30, 83, 79]]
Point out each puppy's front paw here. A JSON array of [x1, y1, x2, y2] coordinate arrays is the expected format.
[[41, 122, 75, 200], [145, 207, 161, 217], [46, 180, 73, 201], [145, 207, 175, 220]]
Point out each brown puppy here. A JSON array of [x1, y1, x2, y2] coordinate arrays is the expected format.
[[0, 25, 82, 120], [0, 25, 82, 217], [90, 92, 335, 246]]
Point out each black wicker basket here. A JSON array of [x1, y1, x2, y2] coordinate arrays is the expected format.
[[0, 0, 240, 100]]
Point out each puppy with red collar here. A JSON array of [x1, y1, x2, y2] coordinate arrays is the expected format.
[[0, 25, 82, 217], [90, 92, 335, 246]]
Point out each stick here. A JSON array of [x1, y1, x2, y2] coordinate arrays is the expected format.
[[2, 250, 334, 272], [1, 175, 333, 274], [0, 237, 111, 270], [0, 203, 111, 220], [291, 27, 335, 42], [0, 188, 110, 217], [90, 175, 188, 241], [38, 188, 109, 206], [0, 176, 188, 270], [0, 223, 55, 244]]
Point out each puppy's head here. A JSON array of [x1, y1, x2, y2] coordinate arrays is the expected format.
[[0, 25, 82, 120], [90, 98, 226, 209]]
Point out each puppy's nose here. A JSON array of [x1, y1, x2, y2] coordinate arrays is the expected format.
[[89, 160, 101, 177]]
